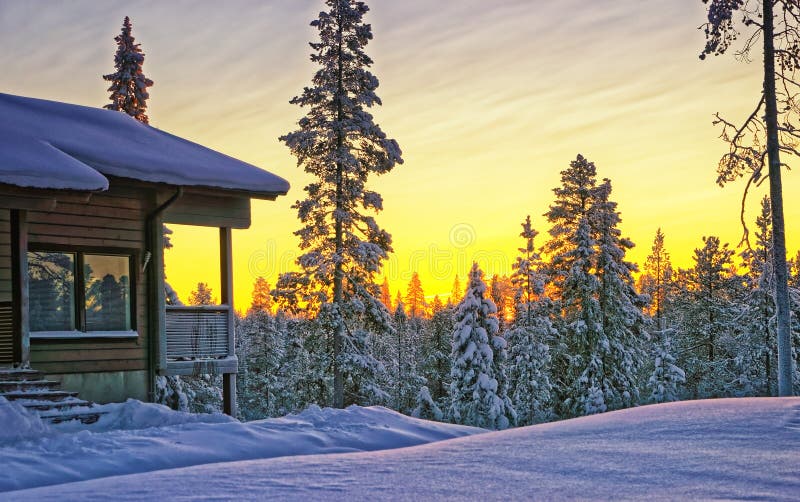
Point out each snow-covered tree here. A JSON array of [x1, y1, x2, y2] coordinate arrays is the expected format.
[[421, 296, 453, 406], [544, 156, 646, 416], [103, 16, 153, 123], [673, 236, 742, 398], [449, 263, 515, 429], [508, 216, 554, 425], [412, 385, 443, 421], [188, 282, 214, 306], [647, 328, 685, 403], [700, 0, 797, 397], [639, 228, 674, 327], [277, 0, 402, 408], [737, 197, 778, 395], [590, 180, 648, 411]]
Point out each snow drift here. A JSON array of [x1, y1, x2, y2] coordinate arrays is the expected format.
[[0, 400, 481, 493], [3, 397, 797, 501]]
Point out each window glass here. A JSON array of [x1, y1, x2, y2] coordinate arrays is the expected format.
[[28, 252, 75, 331], [84, 254, 131, 331]]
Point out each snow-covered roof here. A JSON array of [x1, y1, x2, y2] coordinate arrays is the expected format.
[[0, 93, 289, 198]]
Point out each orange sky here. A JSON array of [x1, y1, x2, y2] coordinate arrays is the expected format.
[[2, 0, 798, 310]]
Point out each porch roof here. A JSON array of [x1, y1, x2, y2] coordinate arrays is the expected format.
[[0, 93, 289, 199]]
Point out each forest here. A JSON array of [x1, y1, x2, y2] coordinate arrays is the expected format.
[[94, 0, 800, 429], [163, 159, 800, 428]]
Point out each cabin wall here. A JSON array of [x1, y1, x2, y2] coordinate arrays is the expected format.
[[0, 209, 12, 366], [27, 185, 150, 403], [0, 209, 10, 303]]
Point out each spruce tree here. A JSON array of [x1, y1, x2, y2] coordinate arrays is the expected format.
[[380, 277, 392, 311], [188, 282, 213, 306], [422, 296, 453, 405], [591, 180, 647, 411], [544, 156, 646, 416], [449, 263, 515, 429], [449, 275, 462, 306], [250, 277, 273, 314], [412, 386, 443, 421], [674, 236, 741, 397], [508, 215, 554, 425], [647, 328, 685, 403], [405, 272, 426, 318], [640, 228, 674, 328], [278, 0, 402, 408], [103, 16, 153, 124]]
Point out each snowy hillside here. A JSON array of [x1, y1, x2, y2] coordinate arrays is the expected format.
[[2, 398, 798, 501]]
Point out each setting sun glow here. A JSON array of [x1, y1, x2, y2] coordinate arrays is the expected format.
[[3, 0, 798, 310]]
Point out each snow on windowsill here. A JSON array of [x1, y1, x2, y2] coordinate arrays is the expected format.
[[30, 330, 139, 340]]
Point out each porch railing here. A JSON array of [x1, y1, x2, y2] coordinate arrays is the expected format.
[[165, 305, 231, 360], [0, 302, 12, 364]]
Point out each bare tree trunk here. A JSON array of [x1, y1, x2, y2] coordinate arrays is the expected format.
[[332, 17, 345, 409], [763, 0, 795, 396]]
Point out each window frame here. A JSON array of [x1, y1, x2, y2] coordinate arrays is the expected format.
[[28, 244, 138, 340]]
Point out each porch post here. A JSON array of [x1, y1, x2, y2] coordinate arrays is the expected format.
[[10, 209, 29, 367], [220, 226, 237, 417], [146, 212, 167, 401]]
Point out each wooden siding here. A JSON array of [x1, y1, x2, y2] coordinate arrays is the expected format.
[[164, 193, 251, 229], [0, 210, 10, 303], [27, 185, 150, 375]]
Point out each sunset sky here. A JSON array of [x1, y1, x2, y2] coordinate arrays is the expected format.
[[2, 0, 798, 309]]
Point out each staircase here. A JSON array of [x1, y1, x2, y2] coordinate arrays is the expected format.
[[0, 368, 107, 424]]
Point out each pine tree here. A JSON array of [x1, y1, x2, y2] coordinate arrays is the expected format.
[[277, 0, 402, 408], [250, 277, 273, 314], [591, 180, 647, 411], [508, 215, 554, 425], [738, 197, 777, 395], [639, 228, 674, 327], [449, 275, 462, 306], [544, 156, 646, 416], [380, 277, 392, 311], [405, 272, 426, 318], [449, 263, 515, 429], [188, 282, 213, 306], [647, 328, 685, 403], [421, 296, 453, 405], [489, 275, 513, 333], [392, 301, 424, 413], [674, 236, 741, 398], [700, 0, 795, 397], [412, 385, 443, 421], [103, 16, 153, 124]]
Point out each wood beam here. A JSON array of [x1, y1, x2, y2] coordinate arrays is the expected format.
[[219, 227, 237, 417], [10, 210, 29, 366]]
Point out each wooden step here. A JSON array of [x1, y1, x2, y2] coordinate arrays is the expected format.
[[0, 380, 60, 392], [40, 409, 108, 425], [2, 390, 78, 402], [19, 397, 91, 411], [0, 368, 43, 381]]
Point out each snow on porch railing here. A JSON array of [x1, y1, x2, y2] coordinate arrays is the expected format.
[[165, 305, 231, 360]]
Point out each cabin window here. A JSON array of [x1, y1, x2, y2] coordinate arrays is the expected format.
[[28, 251, 134, 336]]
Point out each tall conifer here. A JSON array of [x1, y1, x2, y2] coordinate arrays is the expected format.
[[278, 0, 402, 407]]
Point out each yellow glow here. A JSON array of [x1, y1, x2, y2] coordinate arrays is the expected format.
[[2, 1, 798, 310]]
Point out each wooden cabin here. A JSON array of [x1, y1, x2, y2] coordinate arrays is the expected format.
[[0, 93, 289, 416]]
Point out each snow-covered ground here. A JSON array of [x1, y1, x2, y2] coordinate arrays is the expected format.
[[1, 398, 798, 501], [0, 398, 481, 493]]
